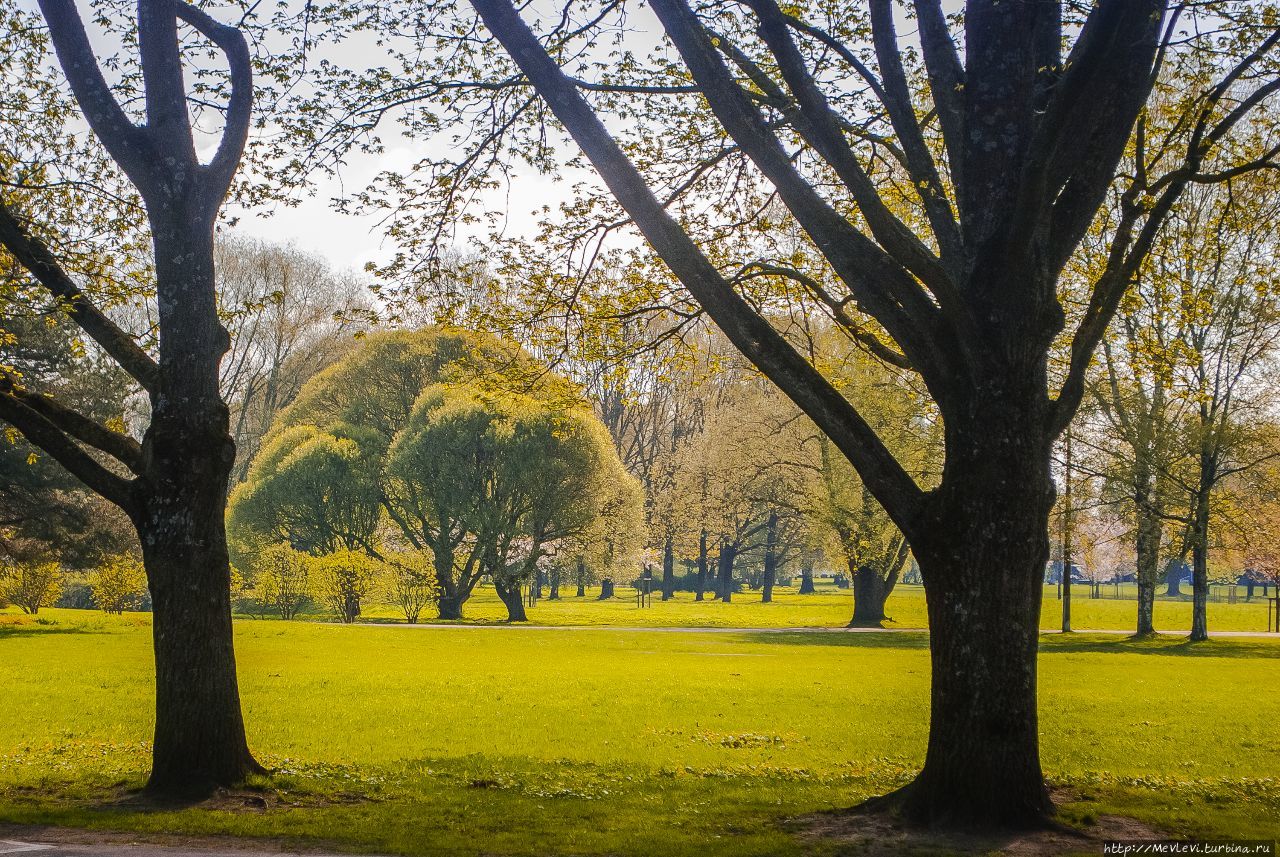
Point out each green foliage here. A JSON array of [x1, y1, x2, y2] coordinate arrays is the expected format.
[[383, 550, 438, 624], [229, 326, 643, 619], [249, 544, 311, 621], [306, 549, 382, 624], [0, 557, 62, 614], [88, 556, 146, 615]]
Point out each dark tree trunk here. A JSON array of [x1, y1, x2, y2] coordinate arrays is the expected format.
[[138, 221, 262, 796], [434, 544, 465, 619], [548, 566, 561, 600], [576, 557, 586, 597], [661, 537, 675, 601], [598, 579, 615, 599], [1164, 558, 1184, 597], [694, 530, 708, 601], [849, 564, 890, 627], [495, 576, 528, 622], [1190, 487, 1210, 642], [761, 511, 778, 603], [798, 561, 815, 594], [1246, 579, 1254, 600], [1133, 491, 1161, 636], [718, 539, 736, 603], [885, 401, 1056, 828]]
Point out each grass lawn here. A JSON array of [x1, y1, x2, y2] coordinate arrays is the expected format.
[[342, 581, 1278, 633], [2, 609, 1279, 855]]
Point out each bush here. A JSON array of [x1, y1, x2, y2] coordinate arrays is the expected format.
[[90, 556, 148, 614], [0, 559, 63, 614]]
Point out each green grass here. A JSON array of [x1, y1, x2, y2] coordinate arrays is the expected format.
[[2, 609, 1279, 855], [339, 581, 1277, 633]]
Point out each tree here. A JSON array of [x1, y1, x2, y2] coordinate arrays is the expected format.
[[384, 551, 437, 624], [308, 549, 382, 624], [288, 0, 1280, 826], [90, 555, 148, 615], [250, 543, 311, 621], [0, 0, 263, 793], [0, 557, 62, 614]]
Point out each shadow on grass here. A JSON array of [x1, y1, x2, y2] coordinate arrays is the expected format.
[[735, 630, 931, 650], [1039, 633, 1280, 659], [0, 623, 107, 639], [734, 630, 1280, 659]]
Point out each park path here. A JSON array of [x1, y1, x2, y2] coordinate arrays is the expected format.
[[0, 837, 373, 857], [349, 622, 1280, 638]]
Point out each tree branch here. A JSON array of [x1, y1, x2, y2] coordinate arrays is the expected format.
[[0, 198, 160, 392], [0, 374, 143, 473], [466, 0, 927, 535]]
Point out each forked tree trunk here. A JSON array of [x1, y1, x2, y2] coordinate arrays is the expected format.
[[433, 545, 465, 619], [890, 401, 1056, 828], [661, 537, 675, 601], [495, 576, 528, 622]]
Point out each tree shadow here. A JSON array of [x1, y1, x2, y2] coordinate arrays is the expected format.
[[1039, 633, 1280, 659], [734, 630, 932, 650], [0, 623, 104, 639]]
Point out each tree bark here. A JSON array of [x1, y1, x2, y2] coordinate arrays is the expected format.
[[495, 576, 528, 622], [598, 578, 614, 599], [576, 557, 586, 597], [139, 223, 262, 796], [1190, 484, 1211, 642], [717, 539, 736, 603], [883, 401, 1056, 828], [1164, 558, 1184, 597], [849, 564, 890, 627], [661, 536, 675, 601], [761, 511, 778, 603], [798, 561, 815, 594], [548, 565, 560, 600], [694, 530, 708, 601], [1133, 494, 1161, 636]]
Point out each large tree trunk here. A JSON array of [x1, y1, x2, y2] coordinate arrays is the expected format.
[[495, 576, 528, 622], [661, 537, 675, 601], [888, 402, 1056, 828], [717, 539, 736, 603], [597, 579, 615, 599], [694, 530, 708, 601], [798, 561, 815, 594], [849, 563, 890, 627], [1164, 558, 1184, 597], [434, 545, 464, 619], [139, 226, 262, 796], [548, 566, 561, 600], [761, 511, 777, 603]]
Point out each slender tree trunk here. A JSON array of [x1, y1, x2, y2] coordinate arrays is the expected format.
[[576, 557, 586, 597], [495, 576, 528, 622], [761, 511, 777, 603], [1133, 490, 1161, 637], [718, 539, 736, 603], [661, 537, 675, 601], [798, 560, 815, 594], [548, 566, 560, 600], [694, 530, 708, 601], [1190, 484, 1211, 642]]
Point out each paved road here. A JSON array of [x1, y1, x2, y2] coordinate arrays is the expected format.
[[350, 621, 1280, 638]]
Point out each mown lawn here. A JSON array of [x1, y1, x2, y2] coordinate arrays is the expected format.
[[343, 581, 1277, 633], [1, 609, 1278, 855]]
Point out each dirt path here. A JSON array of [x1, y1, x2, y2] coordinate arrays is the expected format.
[[0, 829, 369, 857]]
